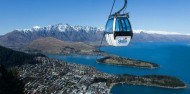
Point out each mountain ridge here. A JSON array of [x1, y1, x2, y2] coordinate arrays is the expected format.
[[15, 23, 105, 33], [15, 23, 189, 36], [0, 23, 190, 49]]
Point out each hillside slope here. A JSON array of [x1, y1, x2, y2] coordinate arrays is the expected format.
[[24, 37, 96, 54], [0, 45, 45, 67]]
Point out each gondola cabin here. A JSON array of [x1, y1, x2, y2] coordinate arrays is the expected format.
[[105, 15, 133, 46]]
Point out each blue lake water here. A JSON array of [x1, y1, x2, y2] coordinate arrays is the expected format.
[[48, 42, 190, 94]]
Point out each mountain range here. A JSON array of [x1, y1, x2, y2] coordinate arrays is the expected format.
[[0, 23, 190, 49]]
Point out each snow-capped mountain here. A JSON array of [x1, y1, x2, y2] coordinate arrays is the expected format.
[[0, 23, 190, 48], [0, 24, 105, 47], [17, 23, 104, 33], [16, 24, 189, 36]]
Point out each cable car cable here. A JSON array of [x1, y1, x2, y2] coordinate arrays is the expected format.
[[94, 0, 117, 69], [94, 31, 105, 68], [109, 0, 116, 16]]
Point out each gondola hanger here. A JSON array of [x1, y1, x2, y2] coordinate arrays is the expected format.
[[105, 0, 133, 46]]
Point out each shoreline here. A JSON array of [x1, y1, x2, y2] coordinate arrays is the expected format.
[[97, 56, 159, 69], [108, 83, 117, 94], [97, 61, 158, 69], [43, 51, 109, 56], [109, 82, 187, 93]]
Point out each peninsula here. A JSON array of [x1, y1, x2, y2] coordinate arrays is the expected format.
[[97, 56, 159, 68], [105, 74, 186, 89]]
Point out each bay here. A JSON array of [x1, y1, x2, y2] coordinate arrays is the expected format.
[[48, 42, 190, 94]]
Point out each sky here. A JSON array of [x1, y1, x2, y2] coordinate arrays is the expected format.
[[0, 0, 190, 35]]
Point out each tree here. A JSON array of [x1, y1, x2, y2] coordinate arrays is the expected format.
[[0, 64, 24, 94]]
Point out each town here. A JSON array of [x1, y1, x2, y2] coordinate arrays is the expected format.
[[15, 57, 186, 94], [16, 57, 115, 94]]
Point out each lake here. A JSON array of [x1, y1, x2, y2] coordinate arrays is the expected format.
[[48, 42, 190, 94]]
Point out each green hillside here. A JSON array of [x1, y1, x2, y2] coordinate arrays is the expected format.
[[0, 45, 45, 68]]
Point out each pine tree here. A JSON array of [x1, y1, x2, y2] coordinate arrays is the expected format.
[[0, 64, 24, 94]]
